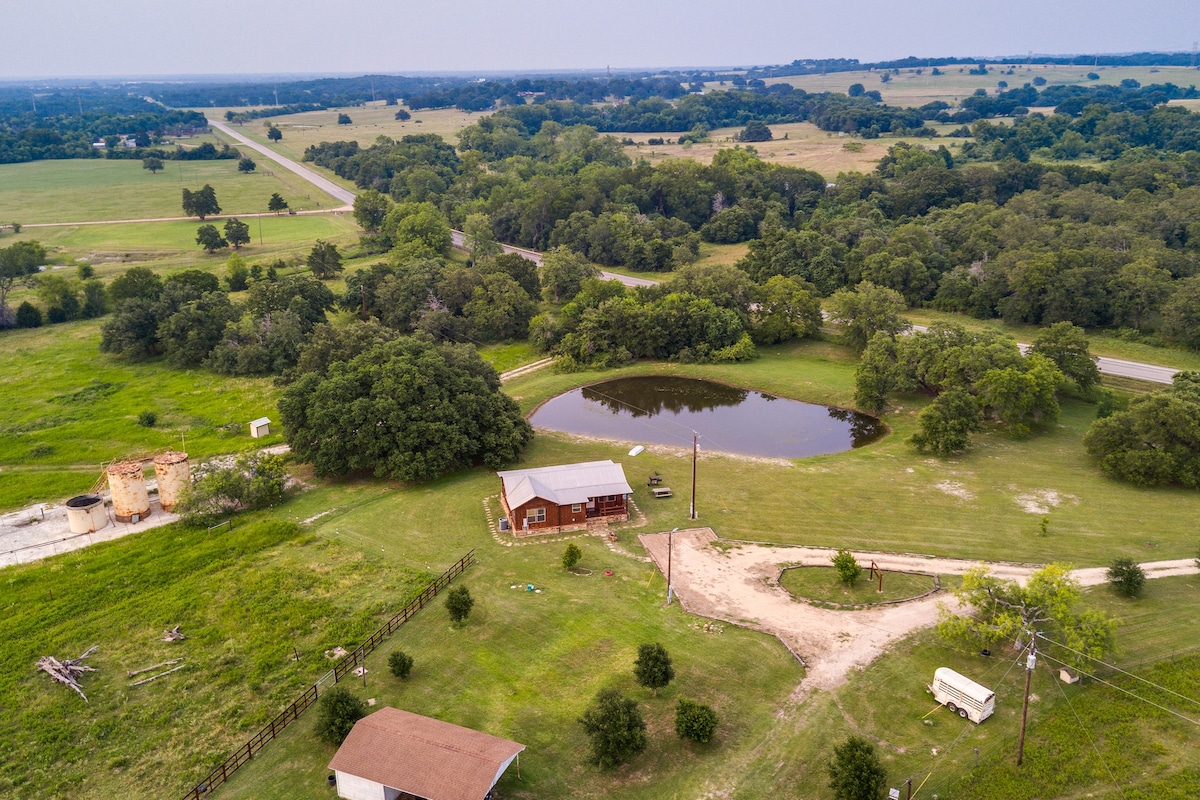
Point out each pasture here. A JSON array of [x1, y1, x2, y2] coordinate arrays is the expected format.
[[0, 318, 284, 509], [0, 159, 324, 225], [618, 120, 977, 179], [213, 105, 483, 165], [756, 64, 1200, 109]]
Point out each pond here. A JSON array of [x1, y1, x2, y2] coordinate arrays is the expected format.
[[528, 376, 884, 459]]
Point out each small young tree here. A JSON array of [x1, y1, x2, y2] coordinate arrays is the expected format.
[[832, 550, 862, 587], [337, 113, 353, 125], [1106, 557, 1146, 598], [445, 585, 474, 625], [578, 688, 647, 768], [314, 686, 367, 746], [674, 698, 718, 743], [562, 542, 583, 571], [268, 193, 289, 214], [237, 157, 256, 173], [828, 736, 887, 800], [142, 156, 164, 174], [633, 643, 675, 697], [266, 125, 282, 142], [388, 650, 414, 679]]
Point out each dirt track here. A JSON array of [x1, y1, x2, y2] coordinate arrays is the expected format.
[[639, 528, 1198, 697]]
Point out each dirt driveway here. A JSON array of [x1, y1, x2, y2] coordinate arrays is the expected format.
[[639, 528, 1197, 696]]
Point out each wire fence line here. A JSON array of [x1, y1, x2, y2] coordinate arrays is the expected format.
[[179, 549, 476, 800]]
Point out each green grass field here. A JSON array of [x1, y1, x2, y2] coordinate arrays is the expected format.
[[0, 159, 328, 225], [779, 565, 937, 605], [0, 319, 284, 509], [504, 341, 1200, 566]]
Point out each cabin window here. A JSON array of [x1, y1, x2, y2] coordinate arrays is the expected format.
[[571, 504, 582, 513], [526, 508, 546, 523]]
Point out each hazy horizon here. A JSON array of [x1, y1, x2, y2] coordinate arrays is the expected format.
[[3, 0, 1199, 80]]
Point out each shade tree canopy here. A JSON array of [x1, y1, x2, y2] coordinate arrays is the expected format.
[[578, 688, 647, 768], [181, 184, 220, 220], [278, 336, 533, 482]]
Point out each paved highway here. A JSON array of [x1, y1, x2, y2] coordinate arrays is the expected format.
[[207, 119, 356, 208], [212, 123, 1180, 385]]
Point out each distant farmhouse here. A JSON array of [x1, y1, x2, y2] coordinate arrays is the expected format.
[[497, 460, 633, 534], [328, 707, 524, 800]]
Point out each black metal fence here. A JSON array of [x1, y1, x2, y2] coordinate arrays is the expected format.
[[180, 549, 476, 799]]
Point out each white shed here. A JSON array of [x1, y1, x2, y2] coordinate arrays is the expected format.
[[249, 417, 272, 438]]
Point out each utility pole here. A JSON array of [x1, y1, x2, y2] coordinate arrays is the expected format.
[[1016, 638, 1037, 766], [690, 432, 698, 520], [666, 527, 677, 604]]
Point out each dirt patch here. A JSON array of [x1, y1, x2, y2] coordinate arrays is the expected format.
[[637, 528, 1197, 699], [1014, 489, 1076, 514], [935, 481, 975, 501]]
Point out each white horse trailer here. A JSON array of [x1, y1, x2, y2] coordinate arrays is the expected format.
[[930, 667, 995, 724]]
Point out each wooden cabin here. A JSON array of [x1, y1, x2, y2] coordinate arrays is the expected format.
[[497, 460, 633, 534]]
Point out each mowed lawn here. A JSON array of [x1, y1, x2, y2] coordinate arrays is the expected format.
[[0, 319, 284, 509], [504, 340, 1200, 566], [0, 159, 328, 224]]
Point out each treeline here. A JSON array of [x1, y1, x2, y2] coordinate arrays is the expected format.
[[224, 104, 324, 124], [961, 104, 1200, 161], [532, 264, 820, 369], [754, 52, 1200, 79], [0, 105, 209, 163], [406, 76, 690, 111]]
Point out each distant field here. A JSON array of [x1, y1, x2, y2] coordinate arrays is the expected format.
[[211, 105, 484, 165], [752, 64, 1200, 109], [619, 121, 962, 179], [3, 214, 358, 303], [0, 159, 326, 225]]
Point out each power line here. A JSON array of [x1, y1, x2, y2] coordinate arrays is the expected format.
[[1035, 633, 1200, 710], [1036, 650, 1200, 729], [1045, 659, 1129, 799]]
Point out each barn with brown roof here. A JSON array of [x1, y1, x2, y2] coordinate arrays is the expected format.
[[328, 707, 525, 800], [497, 460, 633, 535]]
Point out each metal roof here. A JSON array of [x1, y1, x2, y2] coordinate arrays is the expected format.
[[249, 417, 271, 427], [497, 460, 633, 509], [329, 707, 524, 800]]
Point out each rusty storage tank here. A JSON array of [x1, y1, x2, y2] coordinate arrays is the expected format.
[[152, 451, 190, 512], [107, 460, 150, 523], [65, 495, 108, 533]]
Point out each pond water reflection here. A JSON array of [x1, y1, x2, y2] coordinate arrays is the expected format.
[[529, 376, 883, 459]]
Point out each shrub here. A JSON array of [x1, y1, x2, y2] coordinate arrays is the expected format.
[[578, 688, 647, 768], [388, 650, 414, 679], [137, 410, 158, 428], [675, 698, 718, 743], [832, 549, 862, 587], [445, 585, 474, 625], [829, 735, 887, 800], [633, 643, 675, 696], [177, 453, 289, 526], [15, 301, 42, 328], [1107, 557, 1146, 598], [562, 542, 582, 571], [314, 686, 367, 746]]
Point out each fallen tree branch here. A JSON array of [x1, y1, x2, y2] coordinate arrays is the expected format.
[[130, 663, 187, 687], [127, 658, 182, 678]]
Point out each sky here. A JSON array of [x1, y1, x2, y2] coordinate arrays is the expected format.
[[2, 0, 1199, 79]]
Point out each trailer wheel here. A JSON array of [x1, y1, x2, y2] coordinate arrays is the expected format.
[[946, 702, 957, 714], [958, 708, 968, 719]]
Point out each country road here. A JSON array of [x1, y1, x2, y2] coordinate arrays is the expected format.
[[209, 122, 1179, 384], [207, 118, 355, 207]]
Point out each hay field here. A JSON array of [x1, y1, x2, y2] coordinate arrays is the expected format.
[[747, 64, 1200, 109]]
